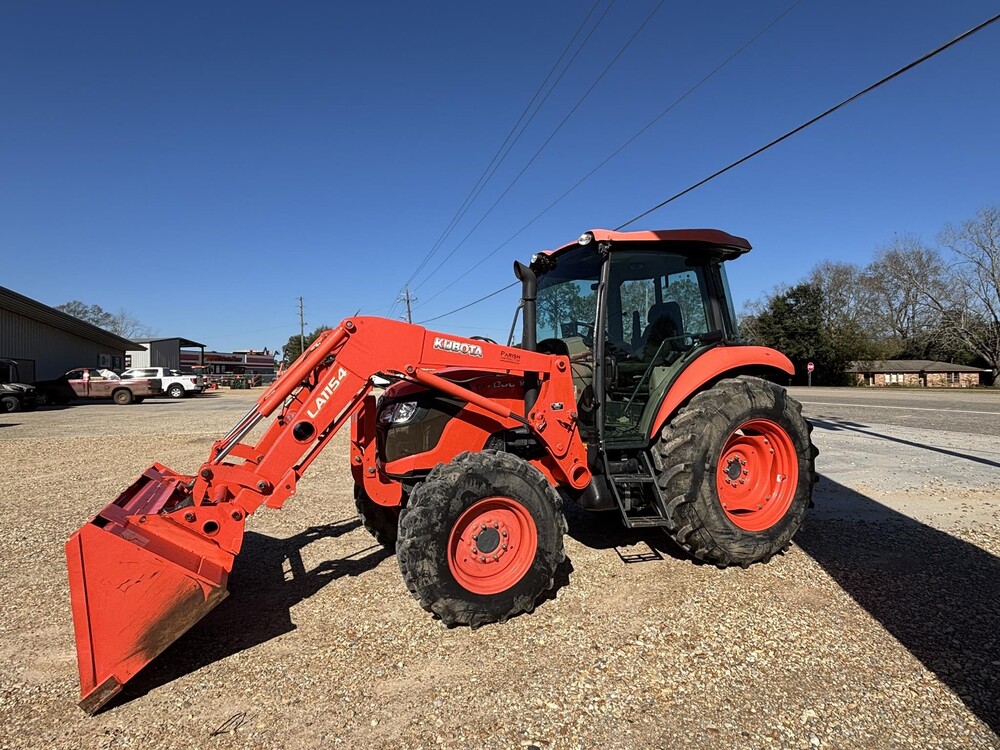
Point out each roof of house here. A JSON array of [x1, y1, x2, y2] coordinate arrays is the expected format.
[[846, 359, 989, 373], [130, 337, 206, 348], [0, 286, 144, 352]]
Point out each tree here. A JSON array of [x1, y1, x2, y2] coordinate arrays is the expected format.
[[282, 325, 331, 364], [745, 283, 863, 386], [56, 300, 152, 339]]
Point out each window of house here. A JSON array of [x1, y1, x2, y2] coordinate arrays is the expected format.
[[947, 371, 959, 384], [885, 372, 904, 384]]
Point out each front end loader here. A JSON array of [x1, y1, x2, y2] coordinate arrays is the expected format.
[[67, 228, 816, 712]]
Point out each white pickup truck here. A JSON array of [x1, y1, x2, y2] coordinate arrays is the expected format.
[[120, 367, 206, 399]]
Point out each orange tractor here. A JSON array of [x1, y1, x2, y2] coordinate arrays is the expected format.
[[67, 228, 816, 712]]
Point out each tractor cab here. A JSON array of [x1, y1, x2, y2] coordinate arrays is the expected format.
[[528, 229, 747, 449]]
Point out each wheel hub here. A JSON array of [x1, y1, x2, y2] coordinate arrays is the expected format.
[[475, 526, 501, 554], [724, 456, 742, 481]]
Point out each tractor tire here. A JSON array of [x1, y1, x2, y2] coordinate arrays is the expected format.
[[653, 376, 817, 568], [1, 395, 21, 413], [112, 388, 134, 405], [354, 484, 401, 547], [397, 450, 566, 627], [167, 383, 186, 399]]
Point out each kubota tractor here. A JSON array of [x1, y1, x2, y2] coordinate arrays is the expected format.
[[67, 228, 816, 712]]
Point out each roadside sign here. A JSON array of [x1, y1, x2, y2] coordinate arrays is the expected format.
[[807, 362, 815, 372]]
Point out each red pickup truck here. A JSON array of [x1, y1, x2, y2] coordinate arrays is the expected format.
[[34, 368, 162, 406]]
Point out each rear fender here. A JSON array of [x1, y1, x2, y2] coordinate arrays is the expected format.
[[648, 346, 794, 440]]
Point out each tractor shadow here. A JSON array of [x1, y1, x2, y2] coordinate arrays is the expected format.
[[798, 475, 1000, 734], [110, 517, 392, 710], [563, 502, 690, 564]]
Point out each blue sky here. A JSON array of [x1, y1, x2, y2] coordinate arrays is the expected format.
[[2, 1, 998, 351]]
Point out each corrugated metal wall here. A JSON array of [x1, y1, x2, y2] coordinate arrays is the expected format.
[[152, 340, 181, 369], [0, 308, 126, 380], [126, 347, 150, 368]]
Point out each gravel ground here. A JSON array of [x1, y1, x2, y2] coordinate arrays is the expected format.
[[0, 390, 998, 750]]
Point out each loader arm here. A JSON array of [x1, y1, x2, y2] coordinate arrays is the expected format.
[[66, 316, 589, 712]]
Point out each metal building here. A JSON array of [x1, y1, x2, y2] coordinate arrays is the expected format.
[[126, 337, 206, 370], [0, 286, 143, 382]]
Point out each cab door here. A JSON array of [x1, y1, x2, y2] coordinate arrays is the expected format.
[[88, 369, 115, 398]]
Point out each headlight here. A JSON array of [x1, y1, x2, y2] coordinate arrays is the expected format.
[[379, 401, 419, 425]]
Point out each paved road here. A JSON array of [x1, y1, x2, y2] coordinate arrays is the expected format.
[[789, 385, 1000, 436], [786, 386, 1000, 530]]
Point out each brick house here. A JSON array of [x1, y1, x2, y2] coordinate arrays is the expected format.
[[847, 360, 988, 387]]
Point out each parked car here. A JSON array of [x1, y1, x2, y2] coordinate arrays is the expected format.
[[34, 368, 162, 406], [120, 367, 205, 399], [0, 358, 38, 413]]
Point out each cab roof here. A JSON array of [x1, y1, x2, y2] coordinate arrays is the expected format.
[[542, 229, 752, 260]]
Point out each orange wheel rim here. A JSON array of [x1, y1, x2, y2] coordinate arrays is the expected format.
[[447, 497, 537, 595], [716, 419, 798, 532]]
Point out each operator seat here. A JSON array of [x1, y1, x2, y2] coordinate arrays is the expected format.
[[635, 301, 683, 359]]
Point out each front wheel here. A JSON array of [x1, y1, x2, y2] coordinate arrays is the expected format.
[[167, 383, 185, 399], [354, 484, 401, 547], [397, 450, 566, 627], [653, 376, 817, 568], [1, 395, 21, 413]]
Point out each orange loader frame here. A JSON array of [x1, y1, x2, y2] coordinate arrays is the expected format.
[[66, 316, 590, 713]]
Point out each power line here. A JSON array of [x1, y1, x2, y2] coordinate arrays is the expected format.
[[390, 0, 609, 316], [412, 0, 801, 308], [412, 0, 664, 296], [415, 10, 1000, 327], [416, 282, 519, 325], [616, 10, 1000, 229]]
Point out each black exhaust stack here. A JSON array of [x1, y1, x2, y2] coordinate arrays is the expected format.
[[513, 260, 539, 414]]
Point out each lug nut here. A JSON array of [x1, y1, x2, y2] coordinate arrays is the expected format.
[[481, 524, 487, 531], [480, 556, 487, 563], [740, 459, 746, 466], [493, 555, 499, 562], [501, 530, 507, 537], [493, 522, 499, 529], [184, 512, 196, 523], [472, 534, 479, 542], [502, 544, 508, 551], [743, 470, 749, 476], [472, 548, 478, 555]]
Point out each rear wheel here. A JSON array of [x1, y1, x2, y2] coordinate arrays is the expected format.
[[354, 484, 400, 547], [653, 376, 816, 568], [397, 450, 566, 627], [1, 395, 21, 413], [112, 388, 134, 405], [167, 383, 185, 398]]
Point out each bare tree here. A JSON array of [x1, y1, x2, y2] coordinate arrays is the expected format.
[[938, 205, 1000, 379], [56, 300, 152, 340], [864, 235, 947, 342], [107, 307, 153, 340], [808, 261, 872, 330]]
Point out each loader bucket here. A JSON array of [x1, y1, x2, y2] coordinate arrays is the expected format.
[[66, 465, 233, 713]]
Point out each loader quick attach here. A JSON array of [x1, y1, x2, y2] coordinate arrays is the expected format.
[[67, 228, 817, 712]]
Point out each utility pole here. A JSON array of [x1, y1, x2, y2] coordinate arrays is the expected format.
[[399, 287, 415, 324], [297, 296, 305, 355]]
